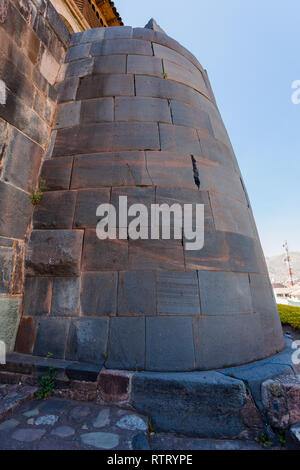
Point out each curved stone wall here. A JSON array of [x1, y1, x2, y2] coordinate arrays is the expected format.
[[16, 25, 285, 372]]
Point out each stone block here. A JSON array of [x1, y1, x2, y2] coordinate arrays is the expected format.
[[40, 156, 73, 191], [159, 123, 202, 154], [65, 58, 94, 78], [2, 128, 43, 193], [129, 239, 185, 271], [196, 314, 264, 370], [71, 152, 151, 188], [0, 181, 32, 239], [98, 369, 132, 403], [51, 277, 80, 316], [66, 318, 108, 364], [157, 271, 200, 315], [210, 193, 254, 237], [55, 77, 79, 102], [15, 317, 36, 354], [153, 43, 198, 76], [74, 188, 110, 228], [90, 39, 152, 56], [80, 28, 105, 43], [45, 131, 57, 159], [39, 49, 60, 85], [33, 190, 77, 229], [127, 55, 163, 77], [81, 272, 117, 316], [54, 101, 81, 129], [132, 371, 248, 438], [198, 129, 236, 171], [259, 309, 285, 358], [146, 317, 195, 371], [48, 32, 66, 63], [0, 237, 13, 247], [0, 247, 14, 294], [22, 277, 52, 316], [25, 230, 83, 276], [249, 273, 277, 314], [110, 186, 155, 229], [65, 43, 91, 62], [76, 74, 134, 100], [33, 317, 70, 359], [115, 97, 171, 123], [170, 101, 213, 134], [145, 151, 195, 189], [65, 363, 102, 382], [0, 56, 35, 108], [53, 123, 160, 156], [80, 97, 114, 123], [45, 1, 70, 45], [118, 271, 156, 316], [93, 55, 127, 74], [198, 271, 253, 316], [82, 230, 128, 271], [163, 60, 208, 97], [22, 27, 40, 65], [104, 26, 133, 39], [106, 317, 145, 370]]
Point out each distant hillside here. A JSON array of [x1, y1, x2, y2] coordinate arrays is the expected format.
[[266, 252, 300, 283]]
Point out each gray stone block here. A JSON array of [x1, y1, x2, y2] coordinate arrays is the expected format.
[[23, 277, 52, 316], [65, 43, 91, 62], [77, 74, 134, 100], [129, 239, 185, 272], [198, 271, 253, 316], [81, 272, 117, 316], [146, 317, 195, 371], [90, 39, 152, 56], [56, 77, 79, 103], [145, 151, 195, 189], [0, 247, 14, 294], [115, 97, 171, 123], [66, 318, 108, 364], [33, 190, 77, 229], [34, 317, 70, 359], [0, 181, 32, 239], [93, 55, 127, 74], [118, 271, 156, 316], [198, 129, 237, 171], [40, 156, 73, 191], [54, 101, 81, 129], [111, 186, 155, 229], [81, 28, 105, 43], [104, 26, 133, 39], [196, 314, 265, 370], [65, 58, 94, 78], [51, 277, 80, 316], [159, 123, 202, 154], [163, 60, 208, 97], [106, 317, 145, 370], [127, 55, 163, 77], [157, 271, 200, 315], [0, 298, 20, 352], [74, 188, 111, 227], [132, 371, 247, 438], [25, 230, 83, 276], [170, 101, 213, 134], [153, 43, 198, 75], [81, 97, 114, 123], [249, 273, 277, 314], [82, 230, 128, 272]]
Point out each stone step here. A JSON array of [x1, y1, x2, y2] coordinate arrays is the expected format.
[[0, 384, 37, 422]]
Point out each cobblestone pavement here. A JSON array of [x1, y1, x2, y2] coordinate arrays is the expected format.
[[0, 395, 281, 450]]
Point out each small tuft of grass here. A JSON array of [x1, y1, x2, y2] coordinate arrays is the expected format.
[[255, 432, 273, 448], [30, 178, 46, 206]]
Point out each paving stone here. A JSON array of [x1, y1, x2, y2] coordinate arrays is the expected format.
[[22, 277, 52, 316], [2, 128, 43, 193], [77, 74, 134, 100], [93, 55, 127, 74], [104, 26, 133, 39], [51, 277, 80, 317], [157, 271, 200, 315], [53, 122, 160, 156], [81, 97, 114, 123], [54, 101, 81, 129], [35, 415, 58, 426], [93, 409, 110, 428], [23, 408, 39, 418], [115, 97, 171, 123], [80, 432, 119, 449], [55, 77, 79, 102], [116, 415, 147, 431], [69, 404, 91, 423], [106, 317, 145, 370], [159, 123, 202, 154], [170, 101, 213, 134], [33, 191, 77, 229], [90, 39, 152, 57], [81, 272, 117, 316], [40, 156, 73, 191], [27, 418, 35, 425], [0, 418, 19, 431], [145, 151, 195, 189], [65, 43, 91, 62], [146, 317, 195, 371], [74, 188, 110, 227], [65, 58, 94, 78], [66, 318, 108, 364], [39, 399, 72, 414], [127, 55, 163, 77], [12, 428, 46, 442], [33, 317, 70, 359], [82, 230, 128, 271], [198, 271, 253, 316], [0, 181, 33, 239], [25, 230, 83, 276], [51, 425, 75, 438], [118, 271, 156, 316], [71, 152, 151, 188], [132, 433, 150, 450]]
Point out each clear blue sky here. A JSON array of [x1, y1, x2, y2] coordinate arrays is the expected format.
[[117, 0, 300, 257]]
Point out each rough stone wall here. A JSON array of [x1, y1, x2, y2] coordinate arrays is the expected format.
[[0, 0, 70, 351], [17, 25, 285, 371]]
